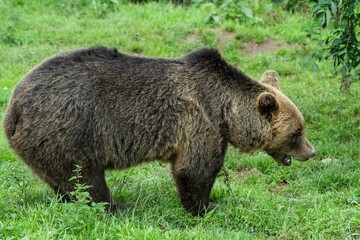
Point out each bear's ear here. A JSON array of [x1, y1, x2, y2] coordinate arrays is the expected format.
[[260, 70, 281, 91], [257, 92, 279, 121]]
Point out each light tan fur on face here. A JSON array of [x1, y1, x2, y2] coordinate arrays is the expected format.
[[260, 70, 315, 164]]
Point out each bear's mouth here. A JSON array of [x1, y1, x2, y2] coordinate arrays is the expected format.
[[267, 152, 292, 166], [281, 155, 292, 166]]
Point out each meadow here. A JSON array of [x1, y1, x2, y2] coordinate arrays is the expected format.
[[0, 0, 359, 239]]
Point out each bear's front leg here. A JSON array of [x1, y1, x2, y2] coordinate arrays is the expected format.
[[172, 169, 218, 216], [172, 144, 226, 216]]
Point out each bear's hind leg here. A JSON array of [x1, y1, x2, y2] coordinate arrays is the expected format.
[[29, 167, 75, 203], [80, 165, 132, 212], [78, 166, 113, 209], [32, 164, 113, 209]]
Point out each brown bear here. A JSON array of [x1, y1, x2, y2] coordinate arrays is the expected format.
[[3, 47, 315, 216]]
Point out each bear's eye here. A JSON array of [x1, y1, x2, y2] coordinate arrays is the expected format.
[[293, 130, 303, 138]]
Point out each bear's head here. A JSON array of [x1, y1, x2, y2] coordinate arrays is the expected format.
[[258, 70, 315, 166]]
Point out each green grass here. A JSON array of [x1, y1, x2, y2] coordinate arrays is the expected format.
[[1, 0, 359, 239]]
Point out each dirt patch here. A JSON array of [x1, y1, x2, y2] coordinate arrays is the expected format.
[[320, 157, 339, 165], [269, 180, 288, 194], [186, 29, 294, 57], [185, 29, 236, 47], [236, 168, 260, 179], [210, 28, 237, 47], [185, 33, 201, 42], [243, 38, 293, 57]]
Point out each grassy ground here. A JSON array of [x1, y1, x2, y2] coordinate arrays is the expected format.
[[1, 0, 359, 239]]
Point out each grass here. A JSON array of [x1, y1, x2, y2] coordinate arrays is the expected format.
[[1, 0, 359, 239]]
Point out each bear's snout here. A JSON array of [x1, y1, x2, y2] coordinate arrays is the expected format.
[[291, 139, 316, 162], [266, 137, 315, 166]]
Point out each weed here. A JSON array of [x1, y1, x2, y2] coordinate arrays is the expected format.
[[67, 165, 109, 211], [92, 0, 119, 18]]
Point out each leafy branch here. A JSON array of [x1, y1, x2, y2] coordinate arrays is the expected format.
[[307, 0, 360, 89]]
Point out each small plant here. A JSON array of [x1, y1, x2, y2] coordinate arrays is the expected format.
[[198, 0, 266, 25], [282, 0, 313, 12], [68, 165, 108, 211], [44, 165, 109, 236], [68, 165, 92, 205], [0, 27, 18, 46], [60, 0, 86, 15], [92, 0, 119, 18]]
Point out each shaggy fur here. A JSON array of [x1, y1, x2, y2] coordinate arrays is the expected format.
[[3, 47, 315, 215]]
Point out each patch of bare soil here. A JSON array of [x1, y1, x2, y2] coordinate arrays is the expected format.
[[210, 28, 237, 47], [186, 29, 295, 57], [243, 38, 293, 57], [236, 168, 260, 179], [185, 29, 237, 47], [268, 180, 289, 194], [185, 33, 201, 42]]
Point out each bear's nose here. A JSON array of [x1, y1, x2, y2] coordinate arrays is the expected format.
[[308, 144, 316, 159]]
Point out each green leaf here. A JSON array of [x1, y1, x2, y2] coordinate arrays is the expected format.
[[317, 40, 324, 47], [330, 1, 337, 15], [326, 9, 332, 27], [321, 15, 326, 27], [315, 51, 323, 60], [241, 7, 253, 19], [340, 66, 347, 76], [312, 63, 319, 72]]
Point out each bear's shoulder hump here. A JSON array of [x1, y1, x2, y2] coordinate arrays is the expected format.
[[184, 48, 222, 65]]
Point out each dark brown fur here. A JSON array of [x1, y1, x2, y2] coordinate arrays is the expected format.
[[3, 47, 314, 215]]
